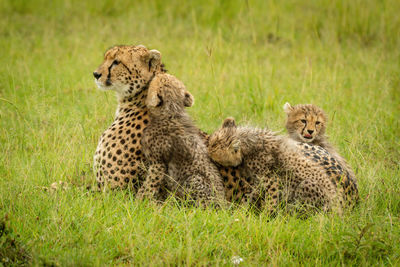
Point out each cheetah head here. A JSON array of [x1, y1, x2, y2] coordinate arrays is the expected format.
[[208, 117, 243, 167], [146, 73, 194, 116], [283, 102, 327, 143], [93, 45, 165, 99]]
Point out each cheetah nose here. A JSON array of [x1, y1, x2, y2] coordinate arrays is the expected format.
[[307, 130, 314, 134], [93, 72, 102, 79]]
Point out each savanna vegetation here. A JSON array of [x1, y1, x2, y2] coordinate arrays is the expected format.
[[0, 0, 399, 265]]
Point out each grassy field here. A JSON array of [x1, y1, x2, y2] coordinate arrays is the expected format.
[[1, 0, 399, 265]]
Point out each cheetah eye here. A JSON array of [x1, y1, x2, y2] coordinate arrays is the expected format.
[[301, 119, 307, 124], [316, 121, 321, 125], [112, 60, 120, 65]]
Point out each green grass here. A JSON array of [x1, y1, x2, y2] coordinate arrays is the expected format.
[[1, 0, 400, 265]]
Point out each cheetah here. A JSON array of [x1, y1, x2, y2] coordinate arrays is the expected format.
[[200, 132, 253, 204], [208, 117, 356, 213], [92, 45, 249, 201], [138, 74, 226, 206], [93, 45, 166, 190], [283, 103, 358, 204]]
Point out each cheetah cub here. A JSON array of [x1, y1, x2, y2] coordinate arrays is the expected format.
[[138, 73, 226, 207], [208, 118, 349, 213], [283, 103, 357, 189], [208, 118, 282, 211]]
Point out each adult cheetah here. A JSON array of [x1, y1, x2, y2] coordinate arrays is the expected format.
[[93, 45, 165, 190]]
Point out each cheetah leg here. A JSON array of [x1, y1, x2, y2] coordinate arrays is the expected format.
[[92, 156, 106, 191], [292, 178, 328, 213], [239, 177, 256, 207], [207, 171, 229, 208], [182, 174, 226, 208], [327, 188, 344, 215], [250, 174, 281, 214], [184, 175, 216, 207], [137, 162, 166, 201]]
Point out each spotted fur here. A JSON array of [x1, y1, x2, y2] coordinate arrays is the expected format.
[[284, 103, 358, 204], [92, 45, 249, 201], [93, 45, 166, 190], [208, 117, 358, 213], [138, 74, 226, 206]]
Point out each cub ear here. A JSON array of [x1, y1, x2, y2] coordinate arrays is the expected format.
[[283, 102, 294, 114], [222, 117, 236, 128], [148, 49, 161, 71], [232, 139, 241, 153], [183, 91, 194, 107], [146, 92, 163, 108]]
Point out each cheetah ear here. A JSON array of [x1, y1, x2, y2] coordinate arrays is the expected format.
[[183, 91, 194, 107], [136, 44, 147, 49], [148, 49, 161, 71], [146, 92, 163, 108], [232, 139, 241, 153], [222, 117, 236, 128], [283, 102, 294, 114]]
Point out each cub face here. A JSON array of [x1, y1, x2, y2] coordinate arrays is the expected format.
[[146, 74, 194, 115], [283, 102, 327, 143], [93, 45, 163, 98], [208, 118, 243, 167]]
